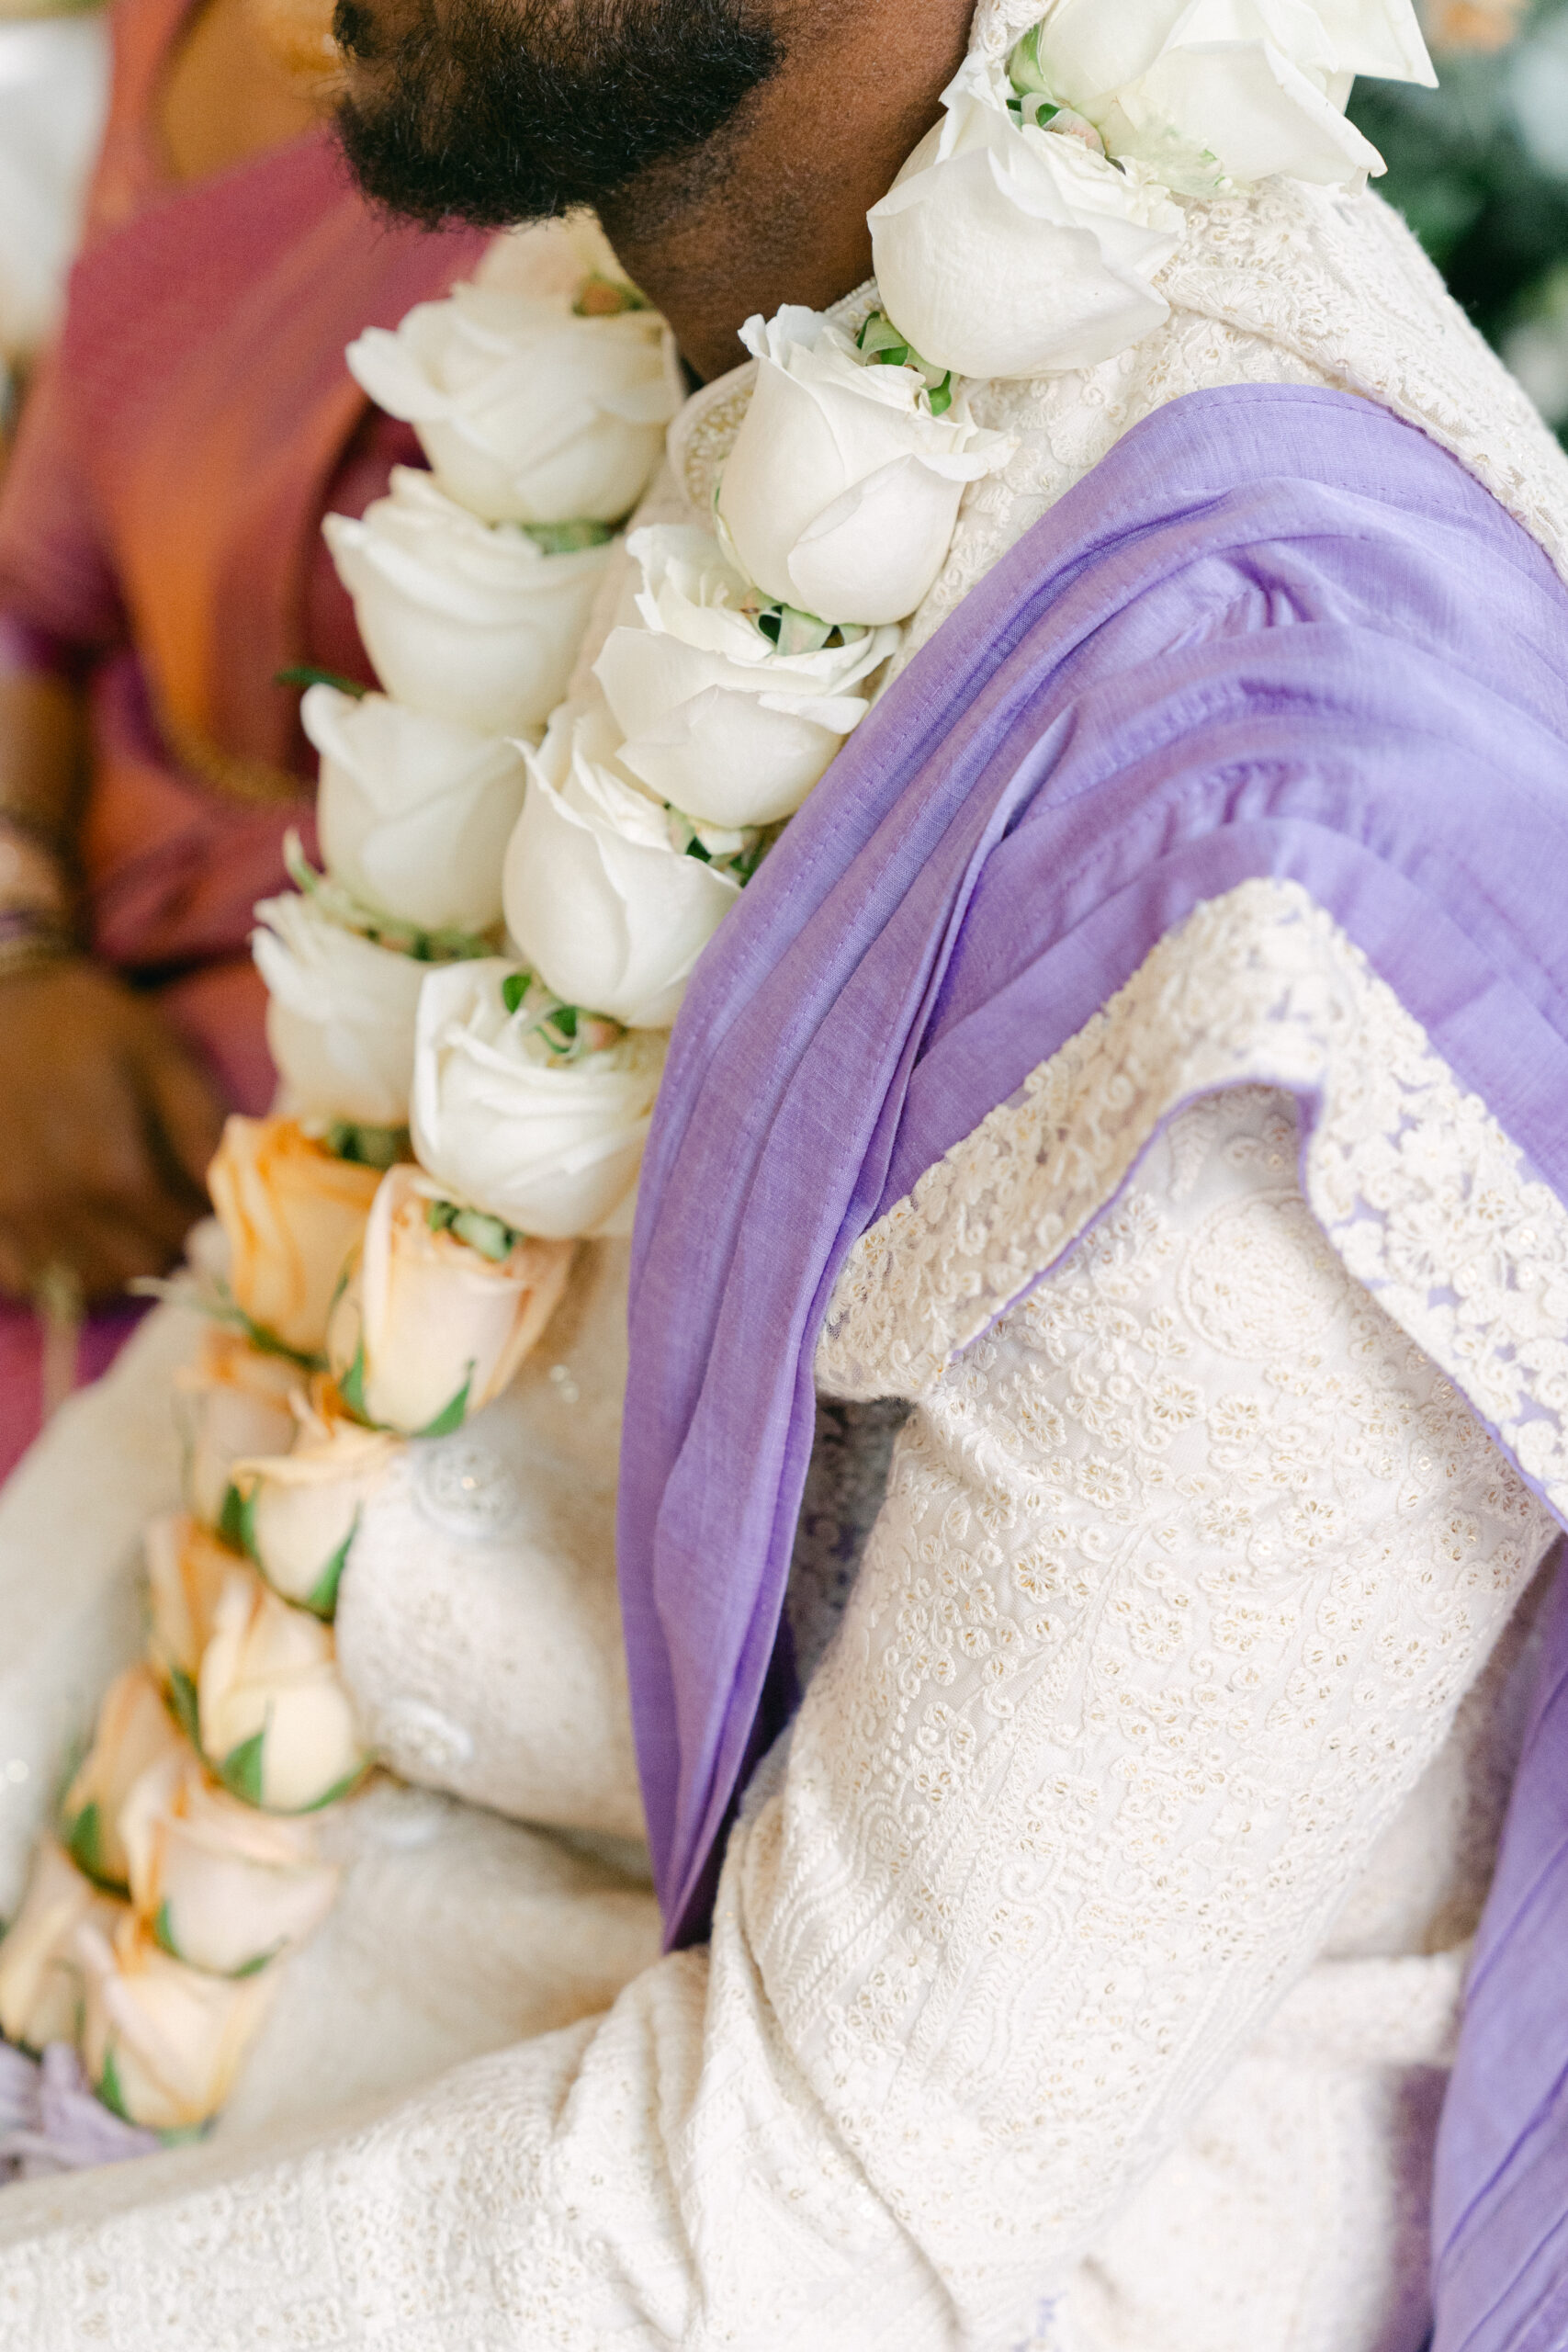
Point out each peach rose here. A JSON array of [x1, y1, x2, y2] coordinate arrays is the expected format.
[[207, 1115, 382, 1360]]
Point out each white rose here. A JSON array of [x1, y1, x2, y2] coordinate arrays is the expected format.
[[1020, 0, 1427, 197], [75, 1913, 276, 2131], [118, 1751, 340, 1980], [60, 1666, 187, 1894], [868, 56, 1185, 380], [304, 686, 528, 936], [174, 1327, 306, 1528], [411, 958, 666, 1240], [0, 1842, 123, 2052], [344, 283, 679, 526], [503, 701, 741, 1027], [324, 1164, 574, 1437], [321, 470, 611, 736], [592, 525, 899, 827], [716, 306, 1015, 626], [254, 893, 427, 1131], [231, 1396, 399, 1617], [144, 1516, 367, 1813]]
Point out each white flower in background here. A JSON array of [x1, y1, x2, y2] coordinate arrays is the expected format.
[[207, 1115, 383, 1359], [230, 1391, 399, 1615], [325, 1165, 574, 1438], [75, 1912, 276, 2131], [60, 1666, 187, 1893], [118, 1751, 340, 1980], [322, 470, 611, 738], [254, 893, 426, 1132], [344, 283, 679, 526], [504, 702, 741, 1027], [592, 526, 900, 828], [716, 306, 1015, 625], [174, 1328, 306, 1529], [868, 56, 1184, 379], [0, 1842, 123, 2052], [412, 959, 667, 1240], [144, 1516, 367, 1814], [1011, 0, 1425, 197], [304, 686, 528, 936]]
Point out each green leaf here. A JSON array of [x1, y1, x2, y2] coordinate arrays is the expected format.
[[416, 1367, 475, 1439], [303, 1507, 360, 1620], [168, 1668, 201, 1751], [218, 1730, 266, 1808], [96, 2045, 132, 2122], [274, 663, 369, 698], [521, 519, 616, 555]]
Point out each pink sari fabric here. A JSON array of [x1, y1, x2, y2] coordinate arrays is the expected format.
[[0, 0, 487, 1469]]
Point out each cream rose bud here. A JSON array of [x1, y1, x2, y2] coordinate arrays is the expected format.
[[118, 1751, 339, 1979], [503, 702, 740, 1028], [144, 1515, 367, 1812], [867, 55, 1184, 381], [716, 307, 1015, 628], [321, 469, 612, 737], [303, 685, 528, 936], [411, 960, 666, 1240], [207, 1116, 382, 1359], [174, 1326, 307, 1525], [254, 894, 427, 1133], [75, 1913, 276, 2132], [592, 526, 900, 829], [325, 1164, 574, 1437], [230, 1393, 399, 1617], [344, 283, 678, 526], [0, 1842, 123, 2052], [60, 1665, 186, 1893], [1020, 0, 1426, 198]]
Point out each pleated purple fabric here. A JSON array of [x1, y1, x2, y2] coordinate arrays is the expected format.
[[618, 380, 1568, 2337]]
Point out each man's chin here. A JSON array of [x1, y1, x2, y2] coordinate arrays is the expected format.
[[330, 0, 782, 230]]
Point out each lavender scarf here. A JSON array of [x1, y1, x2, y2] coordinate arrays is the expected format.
[[620, 383, 1568, 2343]]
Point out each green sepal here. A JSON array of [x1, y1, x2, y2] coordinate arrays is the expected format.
[[521, 519, 616, 555], [323, 1120, 409, 1170], [274, 663, 369, 698], [338, 1340, 369, 1421], [501, 968, 532, 1016], [168, 1668, 202, 1751], [152, 1898, 181, 1961], [449, 1208, 518, 1263], [217, 1480, 250, 1555], [302, 1507, 361, 1621], [416, 1368, 475, 1440], [927, 370, 955, 418], [217, 1730, 266, 1808], [96, 2045, 132, 2122], [571, 272, 648, 316], [229, 1942, 284, 1979], [1008, 21, 1053, 96], [158, 1900, 284, 1980], [301, 1762, 370, 1814], [64, 1801, 127, 1894]]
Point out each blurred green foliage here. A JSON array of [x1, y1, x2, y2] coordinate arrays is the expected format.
[[1348, 2, 1568, 429]]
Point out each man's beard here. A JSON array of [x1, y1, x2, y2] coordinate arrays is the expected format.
[[333, 0, 782, 229]]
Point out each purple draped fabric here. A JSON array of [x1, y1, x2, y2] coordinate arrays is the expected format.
[[620, 381, 1568, 2335]]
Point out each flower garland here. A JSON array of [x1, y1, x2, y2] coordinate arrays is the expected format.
[[0, 0, 1436, 2151]]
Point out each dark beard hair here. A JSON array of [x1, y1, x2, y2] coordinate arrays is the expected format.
[[333, 0, 782, 229]]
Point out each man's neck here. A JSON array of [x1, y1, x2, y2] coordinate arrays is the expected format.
[[602, 0, 976, 383]]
